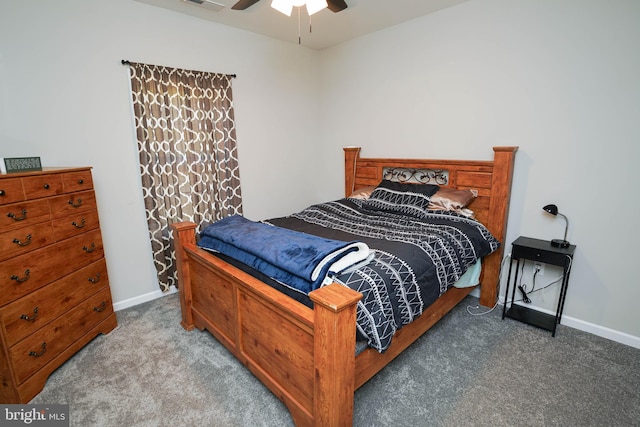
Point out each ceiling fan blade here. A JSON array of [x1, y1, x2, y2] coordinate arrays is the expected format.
[[327, 0, 347, 12], [231, 0, 261, 10]]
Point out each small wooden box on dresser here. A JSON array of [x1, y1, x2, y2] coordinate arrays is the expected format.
[[0, 167, 117, 403]]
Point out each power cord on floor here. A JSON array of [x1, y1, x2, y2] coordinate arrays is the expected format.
[[466, 253, 510, 316]]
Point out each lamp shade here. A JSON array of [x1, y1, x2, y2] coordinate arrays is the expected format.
[[543, 204, 558, 215]]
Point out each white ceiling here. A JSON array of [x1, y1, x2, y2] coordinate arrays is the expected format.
[[133, 0, 469, 50]]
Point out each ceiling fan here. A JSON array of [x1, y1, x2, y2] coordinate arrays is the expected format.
[[231, 0, 348, 13]]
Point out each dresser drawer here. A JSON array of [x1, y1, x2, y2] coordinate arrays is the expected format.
[[0, 178, 26, 205], [22, 175, 64, 200], [62, 170, 93, 193], [0, 200, 51, 233], [1, 259, 109, 347], [512, 242, 570, 267], [0, 229, 105, 306], [51, 209, 100, 241], [0, 223, 55, 262], [49, 190, 97, 219], [8, 287, 114, 384]]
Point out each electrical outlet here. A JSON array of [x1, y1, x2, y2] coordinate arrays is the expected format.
[[533, 262, 545, 276]]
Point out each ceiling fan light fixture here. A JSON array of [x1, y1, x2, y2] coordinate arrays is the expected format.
[[305, 0, 328, 15], [271, 0, 327, 16], [271, 0, 293, 16]]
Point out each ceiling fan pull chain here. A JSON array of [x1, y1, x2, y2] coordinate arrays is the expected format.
[[298, 7, 302, 44]]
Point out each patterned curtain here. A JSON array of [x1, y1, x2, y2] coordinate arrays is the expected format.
[[127, 62, 243, 292]]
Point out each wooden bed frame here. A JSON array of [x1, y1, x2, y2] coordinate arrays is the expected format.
[[171, 146, 517, 426]]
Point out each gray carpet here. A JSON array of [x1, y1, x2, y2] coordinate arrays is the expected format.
[[31, 294, 640, 426]]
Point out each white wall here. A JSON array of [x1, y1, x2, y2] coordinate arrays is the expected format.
[[319, 0, 640, 343], [0, 0, 323, 306]]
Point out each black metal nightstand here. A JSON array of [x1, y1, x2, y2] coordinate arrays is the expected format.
[[502, 236, 576, 336]]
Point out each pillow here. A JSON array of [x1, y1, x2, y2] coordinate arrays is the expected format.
[[372, 180, 440, 198], [363, 180, 440, 217], [428, 188, 477, 210], [348, 186, 376, 200], [428, 188, 478, 217]]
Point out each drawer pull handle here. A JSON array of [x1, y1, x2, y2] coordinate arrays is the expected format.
[[88, 273, 101, 283], [94, 301, 107, 312], [7, 209, 27, 221], [72, 218, 86, 229], [78, 179, 84, 184], [10, 269, 31, 283], [83, 242, 96, 253], [12, 234, 32, 247], [29, 342, 46, 358], [43, 184, 50, 189], [68, 198, 82, 208], [0, 190, 5, 196], [20, 307, 39, 322]]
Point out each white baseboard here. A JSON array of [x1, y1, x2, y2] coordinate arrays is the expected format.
[[112, 286, 178, 312], [558, 313, 640, 349], [497, 295, 640, 350]]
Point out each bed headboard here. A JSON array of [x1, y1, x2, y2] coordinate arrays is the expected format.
[[343, 146, 518, 307]]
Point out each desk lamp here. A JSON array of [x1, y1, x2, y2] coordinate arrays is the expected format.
[[542, 204, 570, 248]]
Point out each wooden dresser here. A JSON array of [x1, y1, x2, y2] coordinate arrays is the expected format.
[[0, 167, 117, 403]]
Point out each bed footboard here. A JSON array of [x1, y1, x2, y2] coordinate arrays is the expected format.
[[172, 222, 362, 426]]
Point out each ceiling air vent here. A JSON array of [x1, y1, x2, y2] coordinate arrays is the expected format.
[[182, 0, 225, 12]]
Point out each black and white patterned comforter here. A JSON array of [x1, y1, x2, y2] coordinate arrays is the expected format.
[[266, 197, 500, 352]]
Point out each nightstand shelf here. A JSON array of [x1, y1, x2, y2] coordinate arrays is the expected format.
[[504, 304, 556, 331], [502, 236, 576, 336]]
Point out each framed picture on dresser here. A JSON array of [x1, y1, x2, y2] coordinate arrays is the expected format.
[[3, 157, 43, 174]]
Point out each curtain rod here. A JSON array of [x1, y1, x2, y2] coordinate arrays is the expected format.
[[120, 60, 237, 78]]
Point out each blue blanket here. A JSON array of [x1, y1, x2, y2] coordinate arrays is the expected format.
[[198, 215, 371, 294]]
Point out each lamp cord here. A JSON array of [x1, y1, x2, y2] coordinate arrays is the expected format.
[[512, 255, 572, 303]]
